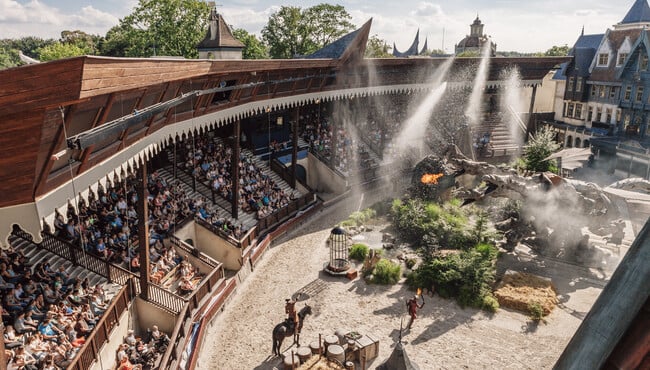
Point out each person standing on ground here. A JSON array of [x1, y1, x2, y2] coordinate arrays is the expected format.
[[406, 294, 424, 329]]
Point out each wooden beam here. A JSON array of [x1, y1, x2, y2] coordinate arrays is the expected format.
[[34, 106, 71, 197]]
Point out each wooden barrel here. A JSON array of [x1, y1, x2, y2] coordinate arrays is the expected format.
[[324, 335, 339, 351], [335, 329, 348, 344], [297, 346, 312, 363], [283, 353, 300, 370], [345, 361, 355, 370], [347, 339, 356, 352], [327, 344, 345, 363], [309, 340, 322, 355]]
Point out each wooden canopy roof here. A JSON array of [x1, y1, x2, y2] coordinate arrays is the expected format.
[[0, 44, 568, 208]]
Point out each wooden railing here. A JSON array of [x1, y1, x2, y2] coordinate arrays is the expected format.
[[193, 217, 241, 247], [168, 235, 219, 268], [39, 232, 135, 285], [257, 192, 315, 234], [270, 158, 313, 192], [158, 265, 226, 370], [147, 283, 186, 314], [158, 305, 190, 370], [67, 278, 136, 370]]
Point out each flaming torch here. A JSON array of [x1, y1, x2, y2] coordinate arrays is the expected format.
[[421, 173, 444, 185]]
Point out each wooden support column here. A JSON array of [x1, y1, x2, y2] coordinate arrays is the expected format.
[[231, 119, 241, 219], [173, 138, 177, 180], [0, 322, 6, 370], [526, 84, 538, 141], [136, 161, 150, 301], [292, 106, 299, 189]]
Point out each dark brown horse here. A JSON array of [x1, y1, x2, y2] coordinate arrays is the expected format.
[[272, 304, 312, 356]]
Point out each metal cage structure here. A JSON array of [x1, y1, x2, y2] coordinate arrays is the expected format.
[[326, 226, 350, 274]]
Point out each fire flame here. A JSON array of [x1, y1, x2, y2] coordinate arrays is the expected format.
[[421, 173, 444, 185]]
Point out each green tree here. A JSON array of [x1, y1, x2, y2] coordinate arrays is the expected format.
[[232, 28, 268, 59], [262, 4, 354, 59], [60, 30, 102, 54], [102, 0, 210, 58], [8, 36, 55, 59], [522, 126, 560, 172], [365, 34, 392, 58], [544, 44, 570, 56], [0, 43, 21, 70], [37, 42, 87, 61]]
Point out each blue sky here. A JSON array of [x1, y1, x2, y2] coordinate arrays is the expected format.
[[0, 0, 633, 53]]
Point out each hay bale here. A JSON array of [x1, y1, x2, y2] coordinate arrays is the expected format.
[[297, 355, 346, 370], [494, 271, 558, 316]]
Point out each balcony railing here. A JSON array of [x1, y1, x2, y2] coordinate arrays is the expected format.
[[67, 279, 137, 370]]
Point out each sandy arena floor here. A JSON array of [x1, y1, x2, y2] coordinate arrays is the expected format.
[[195, 199, 609, 370]]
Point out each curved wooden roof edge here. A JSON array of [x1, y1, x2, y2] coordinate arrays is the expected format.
[[0, 51, 570, 209]]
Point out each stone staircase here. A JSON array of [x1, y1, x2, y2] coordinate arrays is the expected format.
[[247, 148, 301, 198], [8, 234, 122, 299], [473, 113, 523, 159]]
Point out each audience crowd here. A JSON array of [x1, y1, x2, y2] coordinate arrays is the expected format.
[[49, 170, 205, 294], [1, 242, 112, 369], [115, 325, 170, 370], [179, 136, 293, 221]]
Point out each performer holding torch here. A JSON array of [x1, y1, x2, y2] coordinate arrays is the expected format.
[[406, 288, 425, 329]]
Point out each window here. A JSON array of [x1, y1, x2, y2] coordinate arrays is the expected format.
[[616, 109, 622, 122], [576, 77, 583, 92], [591, 85, 597, 98], [599, 86, 606, 98], [575, 103, 582, 118], [618, 53, 628, 66], [642, 55, 649, 70], [568, 77, 575, 91], [596, 107, 602, 122], [636, 86, 644, 102], [587, 106, 593, 121], [610, 86, 618, 100], [606, 108, 612, 123], [567, 103, 575, 117], [563, 102, 568, 116], [598, 53, 609, 66], [625, 86, 632, 100]]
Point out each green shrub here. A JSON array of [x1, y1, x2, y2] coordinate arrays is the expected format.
[[482, 295, 499, 313], [349, 243, 369, 261], [339, 219, 356, 227], [371, 259, 401, 285], [406, 245, 498, 311], [528, 301, 544, 321], [405, 258, 417, 269]]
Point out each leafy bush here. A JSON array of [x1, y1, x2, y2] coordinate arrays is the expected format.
[[407, 244, 498, 311], [391, 198, 478, 249], [482, 295, 500, 313], [528, 301, 545, 321], [405, 258, 417, 269], [349, 243, 369, 261], [344, 207, 378, 226], [371, 200, 392, 216], [522, 126, 560, 173], [371, 259, 401, 285]]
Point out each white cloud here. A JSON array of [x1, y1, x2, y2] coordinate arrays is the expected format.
[[0, 0, 120, 38], [412, 2, 444, 18]]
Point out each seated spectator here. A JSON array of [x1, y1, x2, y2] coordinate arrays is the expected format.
[[14, 311, 37, 335], [3, 326, 23, 349], [125, 329, 137, 347], [38, 318, 63, 342]]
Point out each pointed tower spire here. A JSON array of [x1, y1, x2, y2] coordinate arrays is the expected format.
[[581, 25, 585, 36], [620, 0, 650, 25]]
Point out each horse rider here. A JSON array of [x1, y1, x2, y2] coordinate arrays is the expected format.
[[285, 298, 298, 329], [406, 294, 424, 329]]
